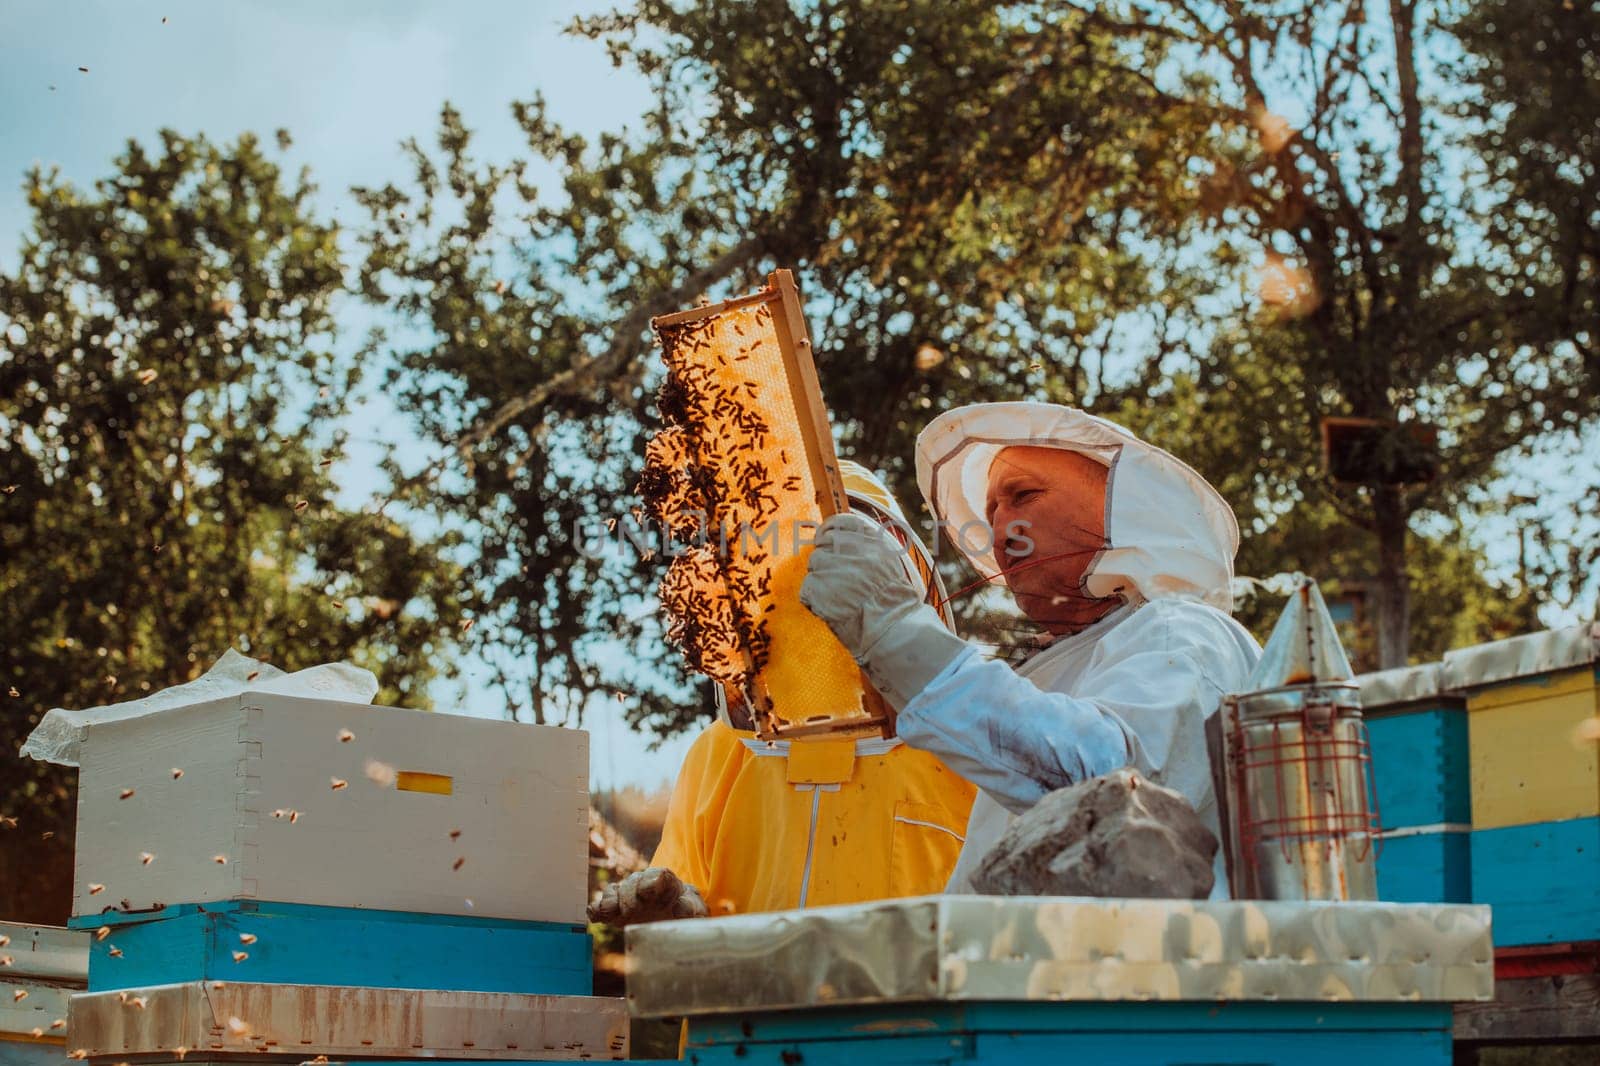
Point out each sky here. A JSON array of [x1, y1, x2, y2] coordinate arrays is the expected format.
[[0, 0, 703, 791]]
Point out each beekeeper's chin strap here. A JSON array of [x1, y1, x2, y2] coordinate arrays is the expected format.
[[986, 517, 1123, 637]]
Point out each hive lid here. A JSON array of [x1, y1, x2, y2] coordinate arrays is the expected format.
[[1441, 621, 1599, 690], [1244, 574, 1354, 690], [1356, 660, 1449, 709], [625, 895, 1494, 1016]]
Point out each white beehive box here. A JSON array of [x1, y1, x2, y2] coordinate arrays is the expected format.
[[72, 693, 588, 924]]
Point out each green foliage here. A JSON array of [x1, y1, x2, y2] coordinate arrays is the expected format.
[[1448, 0, 1600, 616], [1068, 0, 1599, 665], [1109, 375, 1541, 671], [0, 131, 465, 921], [6, 0, 1588, 926], [364, 0, 1596, 729], [357, 1, 1233, 736]]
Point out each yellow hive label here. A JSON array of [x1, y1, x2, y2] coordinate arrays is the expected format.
[[395, 771, 454, 796]]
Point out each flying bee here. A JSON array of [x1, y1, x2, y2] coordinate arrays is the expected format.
[[119, 789, 135, 800], [232, 950, 249, 963], [338, 729, 354, 743], [330, 778, 348, 791], [238, 933, 257, 945]]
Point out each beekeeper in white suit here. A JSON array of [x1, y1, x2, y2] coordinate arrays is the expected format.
[[800, 402, 1260, 896]]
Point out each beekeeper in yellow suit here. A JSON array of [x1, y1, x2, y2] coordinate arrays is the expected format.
[[589, 461, 976, 925]]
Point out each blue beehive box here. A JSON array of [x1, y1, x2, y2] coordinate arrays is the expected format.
[[68, 900, 592, 995], [1358, 662, 1472, 904], [1470, 816, 1600, 946], [1376, 830, 1471, 904], [628, 896, 1493, 1066]]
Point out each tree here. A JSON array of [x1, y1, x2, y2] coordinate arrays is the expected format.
[[1450, 0, 1600, 621], [1106, 374, 1542, 671], [356, 1, 1231, 736], [362, 0, 1597, 756], [1081, 0, 1599, 665], [0, 131, 466, 922]]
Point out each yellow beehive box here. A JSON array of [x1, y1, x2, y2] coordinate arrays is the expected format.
[[1443, 625, 1600, 831]]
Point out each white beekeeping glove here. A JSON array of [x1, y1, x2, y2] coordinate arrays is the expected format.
[[800, 513, 968, 710]]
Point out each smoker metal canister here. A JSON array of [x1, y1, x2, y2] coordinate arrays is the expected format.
[[1216, 576, 1381, 902], [1222, 682, 1379, 901]]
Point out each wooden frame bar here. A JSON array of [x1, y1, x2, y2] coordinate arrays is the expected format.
[[651, 287, 778, 330], [767, 269, 850, 518]]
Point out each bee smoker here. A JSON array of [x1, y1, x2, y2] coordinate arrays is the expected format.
[[1212, 575, 1381, 901]]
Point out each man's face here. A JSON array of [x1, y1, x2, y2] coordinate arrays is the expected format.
[[984, 445, 1111, 633]]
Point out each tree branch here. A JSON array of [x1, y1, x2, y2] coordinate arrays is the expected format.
[[452, 234, 768, 459]]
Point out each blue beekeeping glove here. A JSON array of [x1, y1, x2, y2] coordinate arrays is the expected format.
[[799, 513, 969, 710]]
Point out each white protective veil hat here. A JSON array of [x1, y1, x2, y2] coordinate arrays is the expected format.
[[915, 402, 1240, 611]]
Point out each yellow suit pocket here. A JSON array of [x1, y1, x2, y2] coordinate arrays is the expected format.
[[888, 800, 967, 897]]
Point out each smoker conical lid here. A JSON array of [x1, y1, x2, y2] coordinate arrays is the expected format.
[[1244, 574, 1355, 689]]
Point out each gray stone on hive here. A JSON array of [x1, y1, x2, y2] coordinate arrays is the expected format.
[[970, 769, 1218, 899]]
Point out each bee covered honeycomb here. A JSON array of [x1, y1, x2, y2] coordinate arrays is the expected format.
[[641, 277, 882, 738]]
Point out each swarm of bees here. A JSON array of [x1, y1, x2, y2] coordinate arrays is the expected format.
[[640, 274, 876, 739], [643, 302, 785, 692]]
